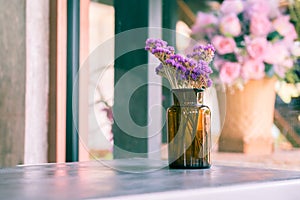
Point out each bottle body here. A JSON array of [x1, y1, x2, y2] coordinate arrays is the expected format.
[[167, 89, 211, 169]]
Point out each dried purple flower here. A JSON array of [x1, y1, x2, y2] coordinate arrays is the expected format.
[[145, 38, 215, 89], [202, 44, 215, 63], [198, 60, 213, 74], [188, 44, 215, 63], [193, 44, 206, 53], [145, 38, 175, 63], [145, 38, 168, 50]]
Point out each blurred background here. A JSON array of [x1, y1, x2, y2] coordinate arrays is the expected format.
[[0, 0, 299, 169]]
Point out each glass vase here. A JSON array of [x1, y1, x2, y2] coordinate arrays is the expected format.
[[167, 89, 211, 169]]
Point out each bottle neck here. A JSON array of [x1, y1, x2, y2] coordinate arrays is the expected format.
[[172, 89, 204, 106]]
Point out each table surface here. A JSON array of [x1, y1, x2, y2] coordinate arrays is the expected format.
[[1, 158, 300, 200]]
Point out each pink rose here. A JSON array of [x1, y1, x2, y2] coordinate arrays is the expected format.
[[264, 43, 289, 65], [220, 62, 241, 84], [250, 14, 272, 36], [274, 65, 287, 78], [246, 0, 280, 18], [220, 13, 241, 37], [212, 36, 236, 55], [245, 37, 267, 61], [191, 12, 218, 34], [220, 0, 244, 15], [264, 42, 293, 78], [241, 59, 265, 81], [273, 15, 297, 42], [248, 0, 270, 15]]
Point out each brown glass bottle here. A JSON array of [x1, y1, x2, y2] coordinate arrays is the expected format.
[[167, 89, 211, 169]]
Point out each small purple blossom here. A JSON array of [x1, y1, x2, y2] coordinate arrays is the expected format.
[[202, 44, 215, 63], [192, 66, 203, 75], [185, 57, 197, 68], [205, 44, 215, 53], [151, 47, 172, 55], [169, 54, 186, 62], [191, 73, 199, 81], [166, 55, 198, 74], [185, 68, 192, 76], [207, 78, 213, 87], [167, 46, 175, 53], [176, 63, 187, 73], [198, 60, 213, 74], [190, 66, 204, 80], [145, 38, 168, 50], [189, 44, 215, 63], [166, 55, 187, 73], [193, 44, 206, 53], [165, 58, 176, 66]]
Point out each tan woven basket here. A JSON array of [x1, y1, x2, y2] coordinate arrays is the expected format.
[[218, 78, 277, 155]]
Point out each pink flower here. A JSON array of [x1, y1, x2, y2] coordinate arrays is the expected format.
[[213, 58, 224, 71], [241, 59, 265, 81], [273, 15, 297, 42], [245, 37, 267, 61], [247, 0, 269, 14], [212, 36, 236, 55], [273, 58, 293, 79], [191, 12, 218, 34], [264, 43, 289, 65], [220, 0, 244, 15], [250, 14, 272, 36], [267, 0, 281, 18], [220, 13, 241, 37], [220, 62, 241, 84], [246, 0, 280, 18], [274, 65, 287, 78]]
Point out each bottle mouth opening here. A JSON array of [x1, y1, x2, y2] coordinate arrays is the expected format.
[[171, 88, 204, 93]]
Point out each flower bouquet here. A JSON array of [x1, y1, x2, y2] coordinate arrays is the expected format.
[[145, 38, 215, 89], [192, 0, 298, 88], [145, 39, 215, 168], [191, 0, 299, 154]]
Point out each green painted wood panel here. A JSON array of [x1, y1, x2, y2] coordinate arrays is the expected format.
[[113, 0, 149, 158], [66, 0, 80, 162]]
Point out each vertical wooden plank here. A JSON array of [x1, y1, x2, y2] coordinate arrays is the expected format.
[[49, 0, 58, 163], [56, 0, 67, 163], [54, 0, 90, 163], [0, 0, 26, 167], [66, 0, 80, 162], [79, 0, 90, 161], [25, 0, 50, 164]]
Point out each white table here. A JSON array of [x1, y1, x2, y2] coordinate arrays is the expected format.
[[1, 158, 300, 199]]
